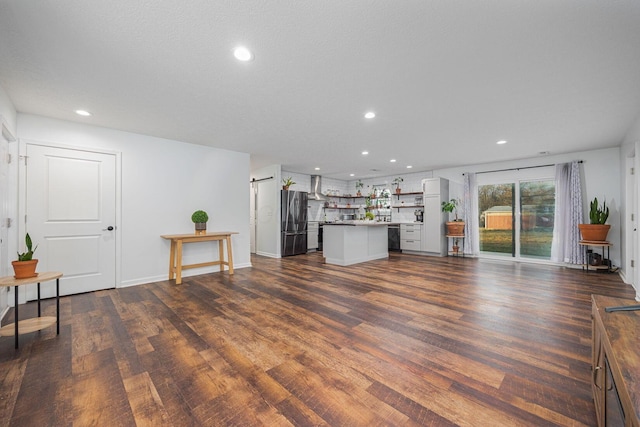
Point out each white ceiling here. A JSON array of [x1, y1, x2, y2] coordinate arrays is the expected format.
[[1, 1, 640, 180]]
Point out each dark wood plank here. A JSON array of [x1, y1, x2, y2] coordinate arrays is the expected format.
[[0, 252, 636, 425]]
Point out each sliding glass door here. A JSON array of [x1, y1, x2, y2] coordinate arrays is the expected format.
[[478, 176, 555, 260]]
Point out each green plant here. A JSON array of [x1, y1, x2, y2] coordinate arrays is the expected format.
[[441, 198, 462, 221], [392, 177, 403, 186], [191, 210, 209, 223], [355, 180, 364, 191], [589, 197, 609, 224], [17, 233, 38, 261], [282, 177, 295, 187], [365, 211, 375, 220]]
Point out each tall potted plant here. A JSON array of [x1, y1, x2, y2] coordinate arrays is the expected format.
[[355, 180, 364, 197], [192, 210, 209, 235], [12, 233, 39, 279], [442, 198, 465, 236], [578, 197, 610, 242]]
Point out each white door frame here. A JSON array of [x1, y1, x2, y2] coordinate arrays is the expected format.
[[17, 139, 122, 302]]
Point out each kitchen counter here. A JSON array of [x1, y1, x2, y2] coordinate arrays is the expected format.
[[323, 222, 389, 266], [323, 220, 397, 226]]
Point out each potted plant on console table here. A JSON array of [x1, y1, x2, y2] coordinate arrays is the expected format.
[[578, 197, 610, 242], [12, 233, 39, 279]]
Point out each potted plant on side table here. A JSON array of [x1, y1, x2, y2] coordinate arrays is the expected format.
[[192, 210, 209, 235], [578, 197, 610, 242], [12, 233, 39, 279], [442, 198, 465, 236]]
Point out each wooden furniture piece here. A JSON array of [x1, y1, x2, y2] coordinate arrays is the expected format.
[[161, 232, 237, 285], [580, 240, 612, 272], [591, 294, 640, 426], [0, 271, 63, 349]]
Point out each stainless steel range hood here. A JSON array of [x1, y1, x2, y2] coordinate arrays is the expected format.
[[308, 175, 327, 201]]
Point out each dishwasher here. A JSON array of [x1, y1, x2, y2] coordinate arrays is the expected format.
[[388, 224, 401, 252]]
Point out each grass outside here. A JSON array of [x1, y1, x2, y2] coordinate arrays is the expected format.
[[480, 228, 553, 258]]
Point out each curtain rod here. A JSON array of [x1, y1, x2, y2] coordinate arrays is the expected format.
[[249, 176, 274, 183], [463, 160, 583, 176]]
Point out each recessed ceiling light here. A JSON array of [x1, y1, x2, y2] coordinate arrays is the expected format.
[[364, 112, 375, 119], [539, 151, 550, 155], [362, 151, 369, 155], [75, 110, 91, 116], [406, 165, 412, 169], [390, 159, 396, 163], [349, 173, 355, 177], [233, 46, 253, 61], [496, 140, 508, 145], [314, 167, 320, 170]]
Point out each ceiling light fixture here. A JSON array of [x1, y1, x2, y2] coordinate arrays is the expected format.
[[364, 112, 375, 119], [75, 110, 92, 116], [406, 165, 413, 169], [314, 167, 320, 170], [233, 46, 253, 61], [362, 151, 369, 155], [496, 140, 508, 145], [349, 173, 355, 177], [390, 159, 396, 163]]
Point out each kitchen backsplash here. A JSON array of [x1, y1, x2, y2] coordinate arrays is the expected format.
[[283, 170, 438, 223]]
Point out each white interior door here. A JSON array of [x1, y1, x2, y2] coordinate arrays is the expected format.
[[25, 144, 117, 298]]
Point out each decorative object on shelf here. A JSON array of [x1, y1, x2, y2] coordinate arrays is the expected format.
[[578, 197, 610, 242], [392, 177, 403, 194], [441, 198, 465, 236], [191, 210, 209, 235], [365, 211, 375, 220], [12, 233, 39, 279], [355, 180, 364, 197], [282, 177, 295, 190]]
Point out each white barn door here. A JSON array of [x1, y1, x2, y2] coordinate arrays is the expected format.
[[25, 144, 117, 298]]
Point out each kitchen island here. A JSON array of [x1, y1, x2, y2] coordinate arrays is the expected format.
[[323, 221, 389, 266]]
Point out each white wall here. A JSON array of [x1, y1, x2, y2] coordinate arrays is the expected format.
[[620, 112, 640, 298], [17, 114, 251, 287]]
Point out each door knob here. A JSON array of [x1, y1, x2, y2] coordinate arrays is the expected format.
[[103, 226, 115, 231]]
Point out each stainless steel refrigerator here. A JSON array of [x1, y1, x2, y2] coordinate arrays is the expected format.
[[281, 190, 308, 256]]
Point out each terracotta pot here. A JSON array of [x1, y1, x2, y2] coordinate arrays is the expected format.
[[395, 188, 401, 194], [446, 221, 465, 236], [282, 185, 289, 190], [578, 224, 610, 242], [12, 259, 38, 279], [195, 222, 207, 235]]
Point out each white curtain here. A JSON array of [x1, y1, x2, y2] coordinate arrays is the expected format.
[[550, 161, 584, 264], [463, 172, 480, 256]]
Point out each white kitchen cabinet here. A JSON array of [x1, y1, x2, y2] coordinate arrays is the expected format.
[[308, 222, 319, 250], [400, 223, 422, 252], [421, 177, 449, 256]]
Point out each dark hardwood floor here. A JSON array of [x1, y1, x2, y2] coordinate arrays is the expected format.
[[0, 252, 637, 426]]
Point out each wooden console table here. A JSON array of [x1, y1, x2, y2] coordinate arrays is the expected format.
[[0, 271, 63, 349], [161, 232, 237, 285]]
